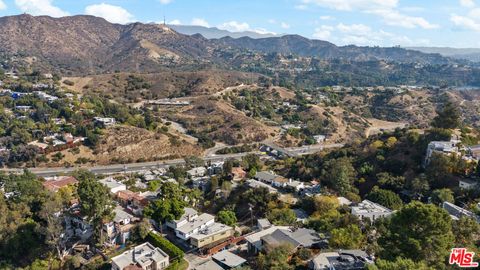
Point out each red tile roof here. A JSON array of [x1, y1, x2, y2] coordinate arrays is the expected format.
[[42, 176, 78, 192]]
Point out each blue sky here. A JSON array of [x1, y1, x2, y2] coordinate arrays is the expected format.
[[2, 0, 480, 47]]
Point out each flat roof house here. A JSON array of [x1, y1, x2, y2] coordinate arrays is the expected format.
[[310, 250, 369, 270], [351, 200, 393, 222], [212, 250, 247, 269], [166, 207, 199, 230], [100, 177, 127, 194], [111, 242, 169, 270], [189, 222, 234, 249], [459, 179, 478, 190], [174, 213, 215, 241], [443, 202, 480, 222]]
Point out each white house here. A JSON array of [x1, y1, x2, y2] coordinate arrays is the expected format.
[[100, 177, 127, 194], [187, 167, 207, 178], [425, 140, 459, 165], [111, 242, 169, 270], [174, 213, 215, 240], [351, 200, 393, 222], [166, 207, 199, 230]]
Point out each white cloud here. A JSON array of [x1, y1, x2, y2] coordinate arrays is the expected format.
[[218, 21, 250, 32], [451, 13, 480, 31], [253, 28, 276, 35], [169, 19, 181, 25], [159, 0, 173, 4], [302, 0, 397, 11], [313, 25, 333, 39], [301, 0, 436, 29], [368, 8, 438, 29], [281, 22, 290, 29], [268, 19, 276, 24], [0, 1, 6, 10], [294, 4, 308, 10], [15, 0, 69, 17], [319, 15, 334, 20], [450, 8, 480, 31], [216, 21, 276, 35], [85, 3, 134, 24], [191, 18, 209, 27], [460, 0, 475, 8]]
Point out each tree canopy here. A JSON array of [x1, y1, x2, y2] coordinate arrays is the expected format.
[[378, 202, 454, 267]]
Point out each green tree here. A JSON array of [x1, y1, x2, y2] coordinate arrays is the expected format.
[[257, 244, 294, 270], [431, 188, 454, 206], [379, 202, 454, 267], [366, 187, 403, 210], [431, 101, 460, 129], [376, 172, 405, 192], [267, 208, 297, 226], [242, 154, 261, 172], [76, 170, 114, 245], [329, 224, 364, 249], [217, 210, 237, 226], [453, 217, 480, 248], [144, 182, 186, 225], [367, 258, 433, 270], [321, 157, 357, 195], [135, 219, 152, 240]]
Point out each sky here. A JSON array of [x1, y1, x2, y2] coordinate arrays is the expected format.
[[1, 0, 480, 48]]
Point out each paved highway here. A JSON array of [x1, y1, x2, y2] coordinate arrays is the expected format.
[[1, 143, 344, 177]]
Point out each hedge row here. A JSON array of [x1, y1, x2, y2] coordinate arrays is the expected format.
[[147, 232, 184, 262]]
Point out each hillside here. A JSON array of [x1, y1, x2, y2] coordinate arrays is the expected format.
[[214, 35, 454, 64], [0, 14, 464, 75]]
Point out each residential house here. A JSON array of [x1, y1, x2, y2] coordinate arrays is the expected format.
[[247, 179, 278, 194], [187, 167, 207, 178], [165, 207, 198, 230], [189, 222, 234, 248], [254, 171, 289, 188], [260, 228, 323, 252], [111, 242, 169, 270], [443, 202, 480, 222], [313, 135, 327, 144], [257, 219, 272, 230], [100, 177, 127, 194], [94, 117, 116, 127], [424, 140, 459, 166], [246, 226, 320, 254], [192, 259, 224, 270], [468, 145, 480, 160], [285, 179, 305, 192], [231, 167, 247, 181], [42, 176, 78, 192], [310, 250, 370, 270], [207, 162, 224, 175], [351, 200, 393, 222], [212, 250, 247, 269], [104, 207, 138, 245], [173, 213, 215, 240], [116, 190, 149, 216], [459, 179, 478, 190]]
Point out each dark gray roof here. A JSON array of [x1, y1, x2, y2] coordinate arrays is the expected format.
[[212, 250, 246, 268], [261, 228, 321, 249], [254, 171, 277, 182]]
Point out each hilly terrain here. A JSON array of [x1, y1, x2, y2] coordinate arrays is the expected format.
[[0, 14, 471, 81]]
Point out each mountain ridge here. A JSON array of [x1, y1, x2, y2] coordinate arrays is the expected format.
[[0, 14, 462, 75]]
